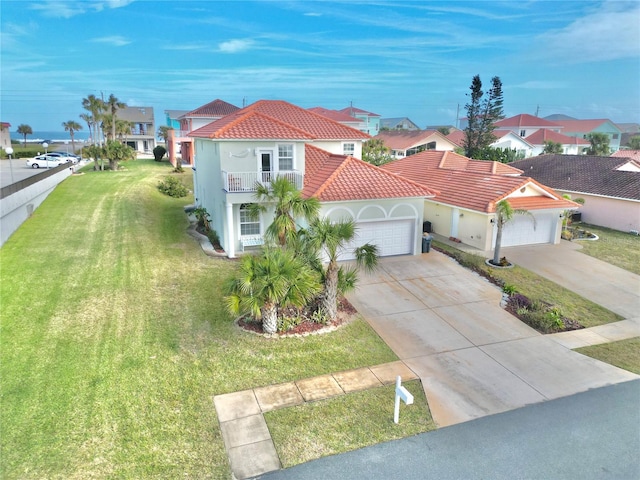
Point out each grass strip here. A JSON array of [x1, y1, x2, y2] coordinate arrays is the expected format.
[[574, 337, 640, 374], [265, 380, 434, 468], [569, 223, 640, 276]]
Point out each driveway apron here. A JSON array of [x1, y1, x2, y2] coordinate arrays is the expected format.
[[346, 252, 639, 427]]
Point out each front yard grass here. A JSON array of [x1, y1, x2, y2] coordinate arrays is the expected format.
[[570, 223, 640, 276], [0, 160, 402, 479], [574, 337, 640, 374], [433, 241, 623, 329]]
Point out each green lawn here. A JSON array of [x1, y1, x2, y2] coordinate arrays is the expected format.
[[575, 337, 640, 374], [570, 223, 640, 276], [0, 161, 402, 479]]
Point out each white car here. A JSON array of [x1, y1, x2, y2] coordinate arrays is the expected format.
[[26, 153, 73, 168]]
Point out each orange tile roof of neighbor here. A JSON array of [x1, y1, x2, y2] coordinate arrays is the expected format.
[[184, 99, 240, 117], [374, 130, 444, 150], [303, 145, 437, 202], [525, 129, 589, 145], [381, 151, 577, 213], [190, 100, 371, 140], [307, 107, 359, 123], [495, 114, 562, 129]]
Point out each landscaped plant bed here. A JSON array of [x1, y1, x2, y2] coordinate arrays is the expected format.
[[561, 227, 598, 241], [237, 297, 358, 337]]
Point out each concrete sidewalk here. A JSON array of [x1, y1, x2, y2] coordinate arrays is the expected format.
[[346, 253, 639, 427]]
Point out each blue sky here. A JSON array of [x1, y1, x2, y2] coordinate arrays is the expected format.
[[1, 0, 639, 133]]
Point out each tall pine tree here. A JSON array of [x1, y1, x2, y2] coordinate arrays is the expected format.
[[463, 75, 504, 159]]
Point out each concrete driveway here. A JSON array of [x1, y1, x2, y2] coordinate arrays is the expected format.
[[346, 252, 638, 427]]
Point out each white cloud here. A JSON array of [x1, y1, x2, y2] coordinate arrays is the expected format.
[[29, 0, 134, 18], [534, 1, 640, 63], [511, 81, 568, 90], [218, 39, 254, 53], [91, 35, 131, 47]]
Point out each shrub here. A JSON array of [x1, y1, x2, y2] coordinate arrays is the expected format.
[[508, 293, 531, 310], [173, 164, 184, 173], [193, 207, 211, 231], [153, 145, 167, 161], [502, 284, 518, 295], [207, 229, 221, 249], [157, 176, 188, 198], [277, 314, 302, 332]]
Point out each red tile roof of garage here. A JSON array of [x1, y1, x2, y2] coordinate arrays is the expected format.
[[191, 100, 371, 140], [381, 151, 577, 213], [303, 145, 437, 202]]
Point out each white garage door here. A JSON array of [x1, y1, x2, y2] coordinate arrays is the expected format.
[[497, 212, 556, 247], [340, 219, 415, 259]]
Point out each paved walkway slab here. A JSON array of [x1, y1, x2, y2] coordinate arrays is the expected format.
[[254, 382, 304, 413], [333, 368, 382, 393], [296, 374, 344, 401]]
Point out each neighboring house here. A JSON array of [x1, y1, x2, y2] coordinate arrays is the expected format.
[[447, 129, 533, 157], [382, 151, 578, 251], [612, 150, 640, 162], [170, 99, 240, 166], [615, 123, 640, 148], [549, 119, 622, 153], [164, 109, 189, 158], [375, 130, 458, 158], [190, 99, 437, 258], [510, 155, 640, 233], [337, 105, 381, 136], [307, 107, 366, 133], [1, 122, 11, 151], [381, 117, 420, 131], [494, 114, 563, 138], [525, 129, 589, 155], [117, 106, 156, 153]]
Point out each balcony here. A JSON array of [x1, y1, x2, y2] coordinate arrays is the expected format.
[[222, 170, 303, 193]]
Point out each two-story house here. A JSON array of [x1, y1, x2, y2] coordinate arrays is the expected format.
[[337, 105, 381, 136], [545, 118, 622, 153], [190, 100, 436, 258], [117, 106, 156, 153], [169, 99, 240, 166]]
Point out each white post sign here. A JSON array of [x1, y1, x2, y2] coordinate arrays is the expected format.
[[394, 375, 414, 424]]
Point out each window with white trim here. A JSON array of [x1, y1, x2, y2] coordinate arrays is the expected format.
[[239, 204, 260, 236], [278, 144, 293, 171], [343, 143, 355, 156]]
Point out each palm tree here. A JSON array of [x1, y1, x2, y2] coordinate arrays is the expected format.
[[62, 120, 82, 154], [16, 124, 32, 147], [492, 199, 536, 266], [157, 126, 172, 144], [115, 119, 133, 143], [79, 113, 93, 143], [82, 94, 105, 145], [224, 247, 321, 334], [302, 217, 379, 320], [106, 94, 126, 141], [249, 176, 320, 247]]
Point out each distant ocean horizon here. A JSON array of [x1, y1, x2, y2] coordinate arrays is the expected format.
[[10, 131, 92, 144]]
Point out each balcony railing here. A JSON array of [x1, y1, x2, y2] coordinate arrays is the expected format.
[[222, 170, 303, 192]]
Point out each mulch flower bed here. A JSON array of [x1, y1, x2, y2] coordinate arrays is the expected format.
[[238, 297, 358, 336]]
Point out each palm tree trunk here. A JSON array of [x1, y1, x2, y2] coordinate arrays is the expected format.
[[262, 303, 278, 334], [493, 222, 503, 265], [322, 261, 339, 320]]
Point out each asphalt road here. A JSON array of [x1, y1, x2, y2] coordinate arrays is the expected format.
[[258, 379, 640, 480]]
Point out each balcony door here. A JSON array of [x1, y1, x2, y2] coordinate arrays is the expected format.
[[260, 151, 273, 183]]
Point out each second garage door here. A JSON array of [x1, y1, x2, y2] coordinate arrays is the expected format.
[[497, 212, 556, 247], [341, 219, 415, 259]]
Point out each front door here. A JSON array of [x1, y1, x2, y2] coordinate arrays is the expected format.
[[261, 152, 273, 183]]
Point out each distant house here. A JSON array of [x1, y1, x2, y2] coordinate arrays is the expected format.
[[446, 129, 533, 158], [510, 155, 640, 232], [380, 117, 420, 131], [612, 150, 640, 162], [1, 122, 11, 151], [375, 130, 458, 158], [494, 114, 563, 138], [525, 129, 589, 155], [117, 106, 156, 153], [337, 106, 381, 136], [307, 107, 366, 134], [382, 151, 578, 251], [616, 123, 640, 149], [549, 119, 622, 153], [169, 99, 240, 166]]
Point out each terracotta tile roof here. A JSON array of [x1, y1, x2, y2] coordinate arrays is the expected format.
[[510, 154, 640, 201], [550, 119, 617, 134], [338, 106, 381, 117], [409, 150, 523, 176], [495, 114, 562, 129], [374, 130, 445, 150], [190, 100, 370, 140], [612, 150, 640, 162], [446, 130, 465, 146], [525, 129, 589, 145], [307, 107, 359, 123], [184, 99, 240, 117], [302, 145, 436, 202], [381, 151, 576, 213]]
